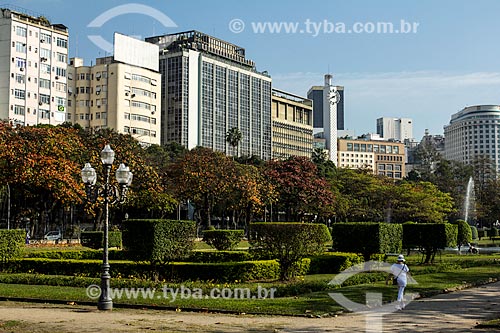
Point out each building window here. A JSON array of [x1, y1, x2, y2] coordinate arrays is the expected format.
[[16, 26, 27, 37], [14, 105, 25, 115], [39, 94, 50, 104], [56, 97, 66, 107], [40, 33, 51, 44], [40, 63, 51, 74], [15, 42, 26, 53], [15, 73, 25, 84], [15, 57, 26, 69], [40, 48, 51, 60], [39, 78, 50, 89], [14, 89, 25, 100], [56, 37, 68, 48], [56, 67, 66, 77], [56, 52, 67, 63]]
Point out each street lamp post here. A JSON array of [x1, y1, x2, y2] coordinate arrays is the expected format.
[[81, 144, 133, 311]]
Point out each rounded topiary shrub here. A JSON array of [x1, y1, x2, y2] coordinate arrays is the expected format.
[[202, 230, 244, 251]]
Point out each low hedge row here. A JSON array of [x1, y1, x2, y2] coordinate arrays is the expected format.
[[307, 252, 363, 274], [23, 250, 360, 276], [25, 250, 253, 263], [4, 258, 282, 282], [187, 251, 253, 263]]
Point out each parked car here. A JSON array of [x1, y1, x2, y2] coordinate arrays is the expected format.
[[44, 230, 62, 241]]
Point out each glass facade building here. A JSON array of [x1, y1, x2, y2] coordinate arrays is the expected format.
[[147, 31, 272, 160]]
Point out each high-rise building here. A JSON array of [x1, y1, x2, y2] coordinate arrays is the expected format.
[[271, 89, 313, 159], [307, 85, 344, 131], [444, 105, 500, 171], [376, 117, 413, 142], [67, 34, 161, 145], [337, 138, 406, 179], [146, 30, 272, 160], [0, 7, 69, 126]]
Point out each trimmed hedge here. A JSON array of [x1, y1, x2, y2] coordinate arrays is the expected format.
[[490, 227, 499, 239], [0, 229, 25, 263], [202, 230, 244, 251], [80, 231, 102, 249], [123, 219, 196, 264], [478, 229, 488, 240], [187, 250, 253, 263], [451, 220, 472, 249], [5, 258, 280, 282], [80, 231, 122, 249], [25, 249, 127, 261], [470, 226, 478, 241], [403, 222, 457, 263], [249, 222, 331, 280], [307, 252, 363, 274], [330, 223, 402, 261]]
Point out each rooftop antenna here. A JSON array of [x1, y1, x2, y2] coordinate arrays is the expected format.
[[75, 33, 78, 57]]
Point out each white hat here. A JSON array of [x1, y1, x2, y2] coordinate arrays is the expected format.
[[397, 254, 405, 262]]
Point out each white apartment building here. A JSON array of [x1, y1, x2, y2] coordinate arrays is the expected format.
[[376, 117, 413, 142], [67, 34, 161, 145], [444, 105, 500, 171], [0, 7, 68, 126], [67, 57, 161, 145]]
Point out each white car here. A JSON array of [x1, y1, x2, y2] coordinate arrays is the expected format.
[[44, 231, 62, 241]]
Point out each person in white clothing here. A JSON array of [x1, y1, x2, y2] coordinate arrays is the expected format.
[[386, 254, 410, 310]]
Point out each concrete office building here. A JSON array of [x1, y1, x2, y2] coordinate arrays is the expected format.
[[376, 117, 413, 142], [67, 34, 161, 145], [444, 105, 500, 171], [271, 89, 313, 159], [146, 31, 272, 160], [0, 7, 68, 126], [338, 138, 406, 179], [307, 85, 344, 132]]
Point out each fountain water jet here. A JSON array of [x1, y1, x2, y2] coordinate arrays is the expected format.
[[464, 177, 475, 224]]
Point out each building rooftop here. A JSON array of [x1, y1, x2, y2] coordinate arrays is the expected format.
[[272, 89, 312, 106], [1, 5, 68, 33], [146, 30, 257, 69]]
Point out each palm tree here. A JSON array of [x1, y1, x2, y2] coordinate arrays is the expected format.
[[226, 127, 242, 157]]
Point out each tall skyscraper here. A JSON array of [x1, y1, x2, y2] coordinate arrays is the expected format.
[[444, 105, 500, 172], [376, 117, 413, 142], [307, 85, 344, 131], [67, 34, 161, 145], [0, 7, 68, 126], [146, 31, 272, 160]]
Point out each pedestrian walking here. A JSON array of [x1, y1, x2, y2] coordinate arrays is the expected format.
[[386, 254, 410, 310]]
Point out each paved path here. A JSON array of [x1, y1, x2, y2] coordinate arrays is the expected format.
[[1, 282, 500, 332]]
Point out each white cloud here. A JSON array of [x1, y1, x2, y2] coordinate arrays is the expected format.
[[271, 71, 500, 138]]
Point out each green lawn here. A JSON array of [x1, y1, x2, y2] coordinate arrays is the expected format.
[[1, 259, 500, 316]]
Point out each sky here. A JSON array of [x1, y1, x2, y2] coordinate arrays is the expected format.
[[10, 0, 500, 139]]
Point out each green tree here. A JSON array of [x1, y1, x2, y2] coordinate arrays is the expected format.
[[391, 181, 455, 223], [250, 222, 331, 280]]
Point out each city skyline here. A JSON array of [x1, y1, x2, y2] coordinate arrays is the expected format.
[[10, 0, 500, 140]]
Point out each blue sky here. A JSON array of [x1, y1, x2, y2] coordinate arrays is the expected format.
[[12, 0, 500, 139]]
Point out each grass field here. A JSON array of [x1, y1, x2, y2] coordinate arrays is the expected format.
[[1, 252, 500, 316]]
